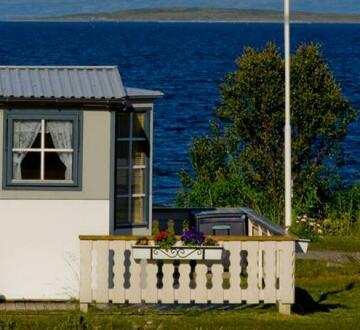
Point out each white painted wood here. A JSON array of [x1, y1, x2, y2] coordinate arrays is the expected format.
[[193, 262, 208, 303], [132, 247, 151, 259], [295, 239, 310, 253], [109, 240, 125, 303], [79, 240, 92, 304], [125, 241, 142, 303], [208, 261, 224, 304], [248, 220, 253, 236], [132, 246, 223, 261], [158, 261, 174, 303], [40, 119, 45, 181], [279, 302, 291, 315], [77, 238, 296, 309], [243, 241, 259, 304], [0, 200, 109, 300], [263, 241, 277, 303], [204, 248, 223, 260], [177, 262, 191, 304], [258, 242, 265, 302], [226, 241, 242, 303], [141, 260, 158, 303], [278, 241, 295, 304], [80, 303, 88, 313], [93, 241, 109, 303]]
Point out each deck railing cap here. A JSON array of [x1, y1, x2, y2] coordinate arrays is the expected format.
[[79, 235, 299, 242]]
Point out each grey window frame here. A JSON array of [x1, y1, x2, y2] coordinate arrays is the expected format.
[[114, 109, 150, 229], [3, 109, 82, 190]]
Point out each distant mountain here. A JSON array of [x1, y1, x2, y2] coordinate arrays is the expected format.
[[26, 8, 360, 23], [1, 0, 360, 20]]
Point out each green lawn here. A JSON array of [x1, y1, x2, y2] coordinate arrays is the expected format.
[[1, 258, 360, 329], [309, 235, 360, 252]]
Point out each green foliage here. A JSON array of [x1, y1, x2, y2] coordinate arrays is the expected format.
[[176, 42, 356, 225], [290, 215, 322, 241], [321, 218, 353, 236], [325, 183, 360, 225], [152, 219, 160, 236], [154, 220, 176, 250], [182, 219, 190, 230], [167, 219, 175, 237]]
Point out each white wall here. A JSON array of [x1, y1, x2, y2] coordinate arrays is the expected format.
[[0, 200, 109, 300]]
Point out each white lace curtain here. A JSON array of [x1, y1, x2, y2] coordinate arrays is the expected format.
[[13, 121, 41, 180], [47, 121, 73, 180], [12, 120, 73, 181]]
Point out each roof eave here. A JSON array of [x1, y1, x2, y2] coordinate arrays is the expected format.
[[127, 93, 164, 100], [0, 97, 128, 109]]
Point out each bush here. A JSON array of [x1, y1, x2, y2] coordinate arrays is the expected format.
[[176, 43, 356, 226], [291, 215, 322, 241], [325, 183, 360, 225]]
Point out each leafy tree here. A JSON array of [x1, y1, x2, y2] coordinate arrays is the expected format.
[[176, 43, 356, 224]]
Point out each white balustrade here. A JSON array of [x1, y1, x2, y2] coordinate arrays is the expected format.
[[79, 236, 295, 314]]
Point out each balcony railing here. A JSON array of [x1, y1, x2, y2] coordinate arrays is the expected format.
[[79, 235, 296, 314]]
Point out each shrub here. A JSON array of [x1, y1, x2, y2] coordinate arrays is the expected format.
[[176, 43, 356, 225]]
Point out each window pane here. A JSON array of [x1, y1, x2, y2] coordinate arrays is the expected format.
[[44, 133, 54, 148], [13, 151, 40, 180], [132, 141, 148, 166], [13, 120, 41, 149], [45, 121, 73, 149], [45, 152, 71, 180], [116, 113, 130, 138], [31, 133, 41, 148], [116, 169, 129, 195], [116, 142, 129, 167], [133, 113, 146, 138], [132, 169, 144, 194], [115, 198, 129, 226], [8, 114, 80, 186], [131, 197, 145, 224]]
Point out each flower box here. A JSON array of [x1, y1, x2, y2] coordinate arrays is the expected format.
[[132, 245, 223, 260]]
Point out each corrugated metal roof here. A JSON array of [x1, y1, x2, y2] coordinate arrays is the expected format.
[[125, 87, 163, 98], [0, 66, 126, 100]]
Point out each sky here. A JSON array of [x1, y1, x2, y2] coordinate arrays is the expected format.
[[0, 0, 359, 19]]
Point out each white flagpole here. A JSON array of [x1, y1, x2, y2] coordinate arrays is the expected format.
[[284, 0, 292, 230]]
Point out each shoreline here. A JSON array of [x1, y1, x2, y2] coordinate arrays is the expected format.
[[2, 19, 360, 24]]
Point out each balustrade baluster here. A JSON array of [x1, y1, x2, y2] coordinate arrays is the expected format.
[[225, 241, 242, 303], [93, 241, 109, 303], [243, 241, 259, 304], [125, 241, 142, 303], [263, 241, 276, 303], [177, 261, 191, 303], [109, 240, 126, 303]]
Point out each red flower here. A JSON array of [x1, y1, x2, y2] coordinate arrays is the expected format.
[[155, 231, 168, 241]]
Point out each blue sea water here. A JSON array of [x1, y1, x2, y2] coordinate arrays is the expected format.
[[0, 22, 359, 205]]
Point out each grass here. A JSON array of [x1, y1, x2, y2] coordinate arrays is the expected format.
[[1, 259, 360, 329], [309, 235, 360, 252]]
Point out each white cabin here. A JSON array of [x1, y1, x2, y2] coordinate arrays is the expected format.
[[0, 66, 162, 300]]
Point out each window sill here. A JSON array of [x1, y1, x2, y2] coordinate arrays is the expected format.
[[11, 179, 75, 184], [114, 223, 149, 229], [3, 181, 82, 191]]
